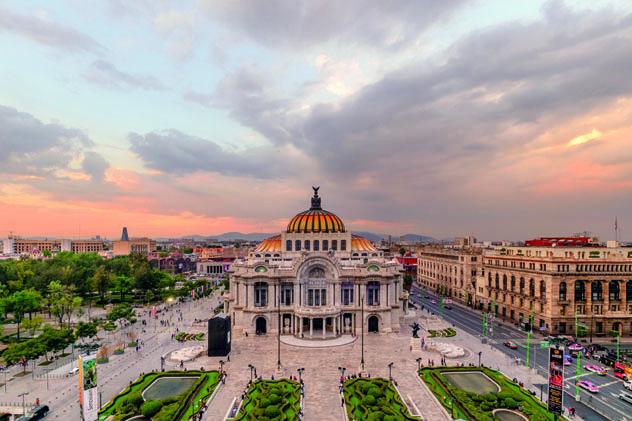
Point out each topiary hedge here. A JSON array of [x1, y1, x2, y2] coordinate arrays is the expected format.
[[343, 378, 419, 420], [234, 379, 301, 420]]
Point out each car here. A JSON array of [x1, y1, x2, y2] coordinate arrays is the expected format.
[[16, 405, 49, 421], [431, 299, 437, 304], [577, 380, 599, 393], [424, 295, 430, 299], [67, 367, 79, 376], [564, 355, 573, 366], [584, 364, 608, 375], [619, 392, 632, 405], [624, 380, 632, 391], [504, 341, 518, 349]]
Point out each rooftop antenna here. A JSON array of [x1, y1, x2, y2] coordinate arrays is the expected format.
[[615, 216, 619, 243]]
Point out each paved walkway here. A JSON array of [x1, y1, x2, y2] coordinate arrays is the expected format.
[[280, 334, 357, 348]]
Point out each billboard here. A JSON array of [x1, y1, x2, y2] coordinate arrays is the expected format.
[[548, 347, 564, 415], [78, 355, 98, 421]]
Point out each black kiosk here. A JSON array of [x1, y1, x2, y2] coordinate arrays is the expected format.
[[207, 313, 231, 356]]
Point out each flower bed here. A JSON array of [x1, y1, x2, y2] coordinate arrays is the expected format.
[[343, 377, 419, 420], [98, 370, 220, 421], [419, 366, 560, 420], [428, 328, 456, 338], [234, 379, 301, 420], [175, 332, 205, 342]]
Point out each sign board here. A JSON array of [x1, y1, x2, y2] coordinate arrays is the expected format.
[[540, 341, 550, 348], [547, 347, 564, 415], [78, 355, 98, 421]]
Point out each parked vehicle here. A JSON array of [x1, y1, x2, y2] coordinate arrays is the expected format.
[[577, 380, 599, 393], [623, 380, 632, 391], [504, 341, 518, 350], [16, 405, 49, 420], [614, 361, 632, 380], [564, 355, 573, 366]]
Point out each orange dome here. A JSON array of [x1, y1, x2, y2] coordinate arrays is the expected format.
[[351, 235, 377, 252], [254, 235, 281, 253], [286, 187, 346, 233]]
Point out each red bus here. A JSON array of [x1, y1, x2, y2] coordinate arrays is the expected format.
[[614, 362, 632, 380]]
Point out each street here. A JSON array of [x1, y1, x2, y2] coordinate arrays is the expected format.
[[411, 284, 632, 421]]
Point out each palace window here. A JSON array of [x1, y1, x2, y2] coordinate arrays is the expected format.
[[313, 240, 320, 251], [341, 240, 347, 251], [574, 280, 585, 301], [307, 288, 327, 306], [367, 281, 380, 306], [341, 282, 354, 305], [254, 282, 268, 307], [281, 283, 294, 305], [322, 240, 329, 251], [295, 240, 301, 251], [609, 280, 620, 301], [304, 240, 311, 251], [332, 240, 338, 250], [286, 240, 292, 251], [591, 281, 603, 301]]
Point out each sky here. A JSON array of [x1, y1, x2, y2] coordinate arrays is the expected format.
[[1, 0, 632, 241]]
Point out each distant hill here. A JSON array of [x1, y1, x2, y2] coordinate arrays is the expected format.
[[176, 231, 436, 243]]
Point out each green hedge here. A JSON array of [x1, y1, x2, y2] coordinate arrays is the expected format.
[[343, 377, 419, 420], [419, 367, 561, 421], [428, 328, 456, 338], [234, 379, 301, 421]]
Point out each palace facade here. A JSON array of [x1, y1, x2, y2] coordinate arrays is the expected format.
[[224, 188, 405, 338]]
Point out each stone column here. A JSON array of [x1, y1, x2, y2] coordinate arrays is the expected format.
[[309, 318, 313, 337], [299, 317, 304, 336], [323, 318, 327, 338]]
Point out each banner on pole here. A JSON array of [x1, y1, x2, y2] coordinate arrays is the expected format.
[[547, 347, 564, 415], [78, 355, 98, 421]]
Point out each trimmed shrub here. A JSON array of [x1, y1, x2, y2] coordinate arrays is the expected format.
[[154, 403, 179, 421], [259, 397, 271, 408], [141, 400, 163, 417], [503, 397, 518, 409], [268, 393, 281, 405], [264, 405, 281, 418], [362, 395, 377, 406]]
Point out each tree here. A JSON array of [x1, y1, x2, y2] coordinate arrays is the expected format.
[[113, 275, 134, 302], [92, 266, 112, 302], [48, 281, 82, 327], [5, 289, 42, 339], [403, 274, 413, 291], [75, 321, 98, 342], [22, 316, 44, 337], [399, 247, 406, 257], [107, 303, 136, 325]]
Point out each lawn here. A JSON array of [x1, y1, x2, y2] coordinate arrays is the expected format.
[[419, 366, 561, 421], [343, 377, 420, 421], [234, 379, 301, 420], [98, 369, 220, 421]]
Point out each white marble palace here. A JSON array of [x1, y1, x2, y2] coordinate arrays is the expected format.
[[224, 188, 406, 339]]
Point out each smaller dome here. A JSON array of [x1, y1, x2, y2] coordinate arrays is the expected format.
[[351, 235, 377, 252], [254, 235, 281, 253]]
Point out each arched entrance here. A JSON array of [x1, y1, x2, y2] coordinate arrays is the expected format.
[[368, 315, 379, 333], [255, 317, 267, 335], [613, 321, 622, 335]]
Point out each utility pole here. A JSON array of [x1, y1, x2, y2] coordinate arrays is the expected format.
[[526, 306, 533, 368], [277, 286, 281, 371], [361, 292, 365, 372]]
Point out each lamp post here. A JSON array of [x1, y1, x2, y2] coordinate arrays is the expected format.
[[160, 356, 165, 372], [361, 292, 365, 372], [248, 364, 255, 382], [219, 360, 225, 373], [277, 288, 282, 371], [416, 358, 422, 371], [478, 351, 482, 367], [337, 366, 346, 379], [18, 392, 29, 416], [297, 368, 304, 383], [388, 362, 394, 381]]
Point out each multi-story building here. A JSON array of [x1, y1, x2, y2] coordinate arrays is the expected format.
[[480, 243, 632, 336], [225, 188, 405, 338], [113, 238, 157, 256], [2, 236, 105, 255], [417, 246, 482, 306]]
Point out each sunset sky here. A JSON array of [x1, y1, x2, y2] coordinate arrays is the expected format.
[[1, 1, 632, 241]]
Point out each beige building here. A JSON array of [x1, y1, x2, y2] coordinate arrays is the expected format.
[[2, 237, 104, 255], [113, 238, 157, 256], [479, 245, 632, 336], [225, 188, 405, 338], [417, 246, 482, 306]]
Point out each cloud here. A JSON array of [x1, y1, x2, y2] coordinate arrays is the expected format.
[[128, 129, 301, 178], [200, 0, 466, 50], [83, 60, 166, 91], [567, 129, 602, 147], [82, 151, 110, 182], [0, 7, 104, 54]]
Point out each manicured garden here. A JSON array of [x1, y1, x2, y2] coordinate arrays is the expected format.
[[419, 366, 559, 420], [343, 377, 420, 420], [175, 331, 205, 342], [98, 370, 220, 421], [428, 328, 456, 338], [234, 379, 301, 420]]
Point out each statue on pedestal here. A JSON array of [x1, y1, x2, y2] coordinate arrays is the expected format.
[[410, 322, 421, 338]]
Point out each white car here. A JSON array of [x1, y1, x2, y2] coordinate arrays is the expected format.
[[624, 380, 632, 391]]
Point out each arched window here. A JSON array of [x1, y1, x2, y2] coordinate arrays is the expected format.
[[254, 282, 268, 307], [529, 279, 535, 297], [540, 280, 546, 299], [519, 277, 525, 294], [495, 275, 500, 290], [502, 275, 507, 291], [591, 281, 603, 301], [295, 240, 301, 251], [341, 240, 347, 251], [309, 267, 325, 278], [332, 240, 338, 250], [286, 240, 292, 251], [322, 240, 329, 251], [559, 282, 567, 301], [609, 280, 620, 301], [313, 240, 320, 251], [574, 280, 585, 301], [511, 276, 516, 292], [627, 280, 632, 302], [304, 240, 310, 251]]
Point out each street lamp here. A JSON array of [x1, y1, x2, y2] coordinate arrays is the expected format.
[[478, 351, 482, 367], [337, 366, 346, 379], [219, 360, 225, 373], [18, 392, 29, 416], [248, 364, 255, 382], [361, 291, 365, 372], [277, 288, 281, 370], [415, 357, 422, 371], [160, 356, 165, 372], [297, 367, 305, 383], [387, 362, 394, 381]]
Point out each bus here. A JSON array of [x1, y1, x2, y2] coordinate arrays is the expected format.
[[614, 362, 632, 381]]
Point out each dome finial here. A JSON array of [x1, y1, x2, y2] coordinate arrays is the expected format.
[[310, 186, 321, 210]]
